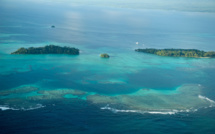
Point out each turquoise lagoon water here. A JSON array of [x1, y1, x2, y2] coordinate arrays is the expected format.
[[1, 1, 215, 133]]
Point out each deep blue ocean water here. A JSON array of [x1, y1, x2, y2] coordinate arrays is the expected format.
[[1, 1, 215, 133]]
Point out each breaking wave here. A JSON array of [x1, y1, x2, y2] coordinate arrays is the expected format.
[[0, 104, 45, 111], [198, 95, 215, 107], [101, 95, 215, 115], [100, 105, 187, 115], [0, 106, 18, 111]]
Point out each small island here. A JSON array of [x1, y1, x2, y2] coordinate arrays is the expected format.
[[100, 53, 110, 58], [11, 45, 79, 55], [51, 25, 55, 28], [135, 48, 215, 58]]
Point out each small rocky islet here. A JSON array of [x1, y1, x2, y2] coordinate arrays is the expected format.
[[100, 53, 110, 58]]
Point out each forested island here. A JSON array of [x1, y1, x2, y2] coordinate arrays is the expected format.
[[11, 45, 79, 55], [135, 48, 215, 58]]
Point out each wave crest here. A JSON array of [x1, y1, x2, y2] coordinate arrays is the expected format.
[[0, 104, 45, 111], [101, 105, 180, 115], [101, 94, 215, 115], [198, 95, 215, 107]]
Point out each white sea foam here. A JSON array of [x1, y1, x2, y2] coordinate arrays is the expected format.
[[21, 104, 45, 111], [101, 105, 179, 115], [0, 104, 45, 111], [100, 95, 215, 115], [198, 95, 215, 107], [0, 105, 18, 111], [100, 104, 205, 115], [147, 111, 176, 115], [198, 95, 215, 103]]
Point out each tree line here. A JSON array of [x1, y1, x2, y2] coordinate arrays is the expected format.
[[11, 45, 79, 55], [135, 48, 215, 58]]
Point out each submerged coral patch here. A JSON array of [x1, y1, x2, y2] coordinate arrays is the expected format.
[[87, 84, 215, 114], [0, 85, 86, 110], [1, 84, 215, 114], [0, 85, 39, 96], [29, 89, 87, 100]]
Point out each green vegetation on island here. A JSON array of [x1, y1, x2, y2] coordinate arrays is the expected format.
[[100, 53, 110, 58], [11, 45, 79, 55], [135, 48, 215, 58]]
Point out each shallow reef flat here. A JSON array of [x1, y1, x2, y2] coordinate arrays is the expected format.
[[29, 89, 87, 100], [1, 84, 214, 114], [79, 75, 127, 85], [0, 85, 38, 96], [0, 85, 87, 110], [87, 84, 215, 113]]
